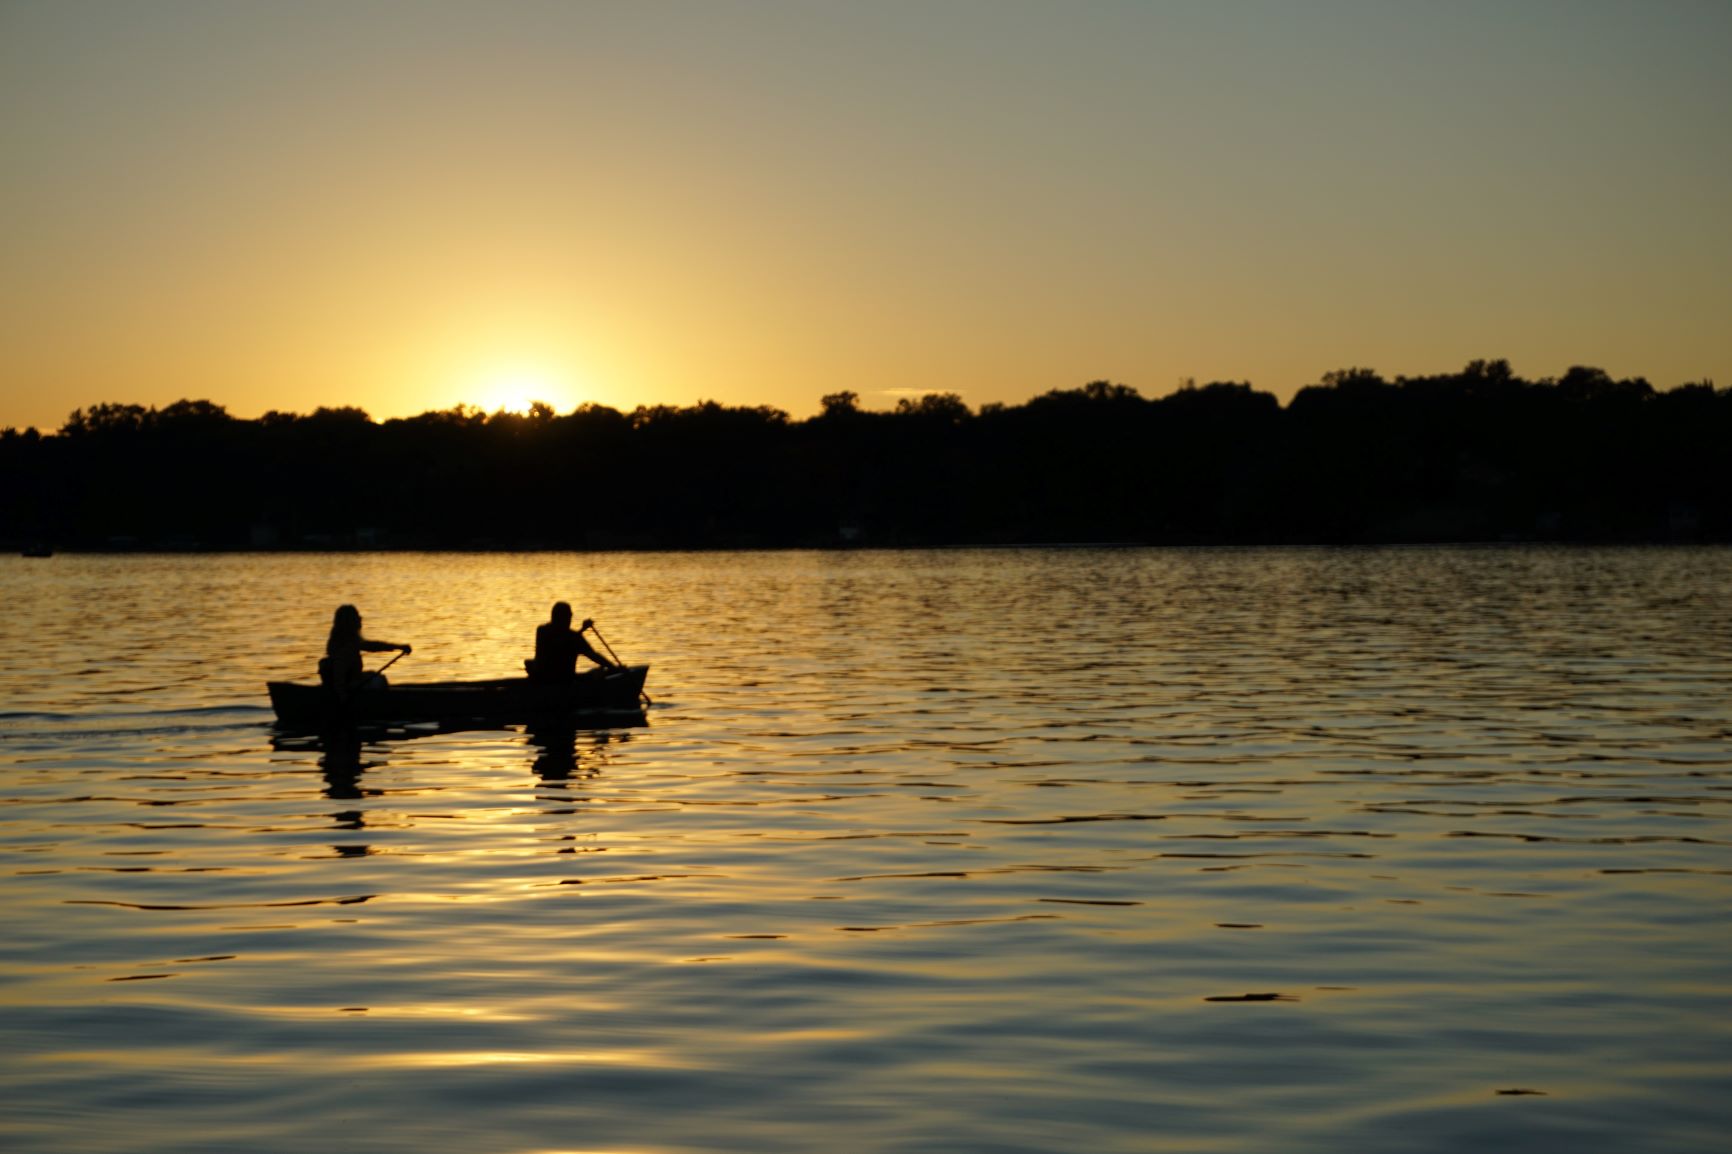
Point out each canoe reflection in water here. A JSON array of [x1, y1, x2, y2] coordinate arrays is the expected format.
[[309, 731, 373, 802], [270, 711, 646, 805], [532, 719, 643, 785], [530, 725, 595, 784]]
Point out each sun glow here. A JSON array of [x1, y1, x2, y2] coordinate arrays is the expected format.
[[472, 365, 572, 416]]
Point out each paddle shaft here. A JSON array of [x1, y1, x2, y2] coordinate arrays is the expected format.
[[585, 623, 623, 665], [585, 623, 651, 706], [327, 645, 405, 701], [370, 648, 407, 678]]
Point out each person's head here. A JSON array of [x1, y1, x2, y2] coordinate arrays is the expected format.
[[550, 601, 572, 625], [331, 604, 361, 637]]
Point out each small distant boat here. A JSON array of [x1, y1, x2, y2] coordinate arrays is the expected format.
[[267, 664, 650, 728], [20, 543, 52, 557]]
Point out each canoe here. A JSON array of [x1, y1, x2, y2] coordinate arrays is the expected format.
[[267, 664, 650, 727]]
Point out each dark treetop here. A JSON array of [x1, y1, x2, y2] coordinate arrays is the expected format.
[[3, 361, 1727, 549]]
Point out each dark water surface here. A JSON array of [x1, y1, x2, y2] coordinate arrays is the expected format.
[[2, 548, 1730, 1153]]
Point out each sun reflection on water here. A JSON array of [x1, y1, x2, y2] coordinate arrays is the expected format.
[[2, 549, 1731, 1153]]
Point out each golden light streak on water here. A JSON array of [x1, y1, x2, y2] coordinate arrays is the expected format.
[[2, 548, 1731, 1153]]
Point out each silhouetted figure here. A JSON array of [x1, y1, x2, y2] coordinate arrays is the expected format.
[[318, 604, 410, 692], [524, 601, 615, 682]]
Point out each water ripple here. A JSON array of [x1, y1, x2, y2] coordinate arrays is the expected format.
[[2, 547, 1731, 1153]]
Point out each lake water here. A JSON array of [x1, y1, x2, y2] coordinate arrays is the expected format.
[[2, 547, 1730, 1153]]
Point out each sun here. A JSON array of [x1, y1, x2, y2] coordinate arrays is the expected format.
[[473, 365, 571, 415]]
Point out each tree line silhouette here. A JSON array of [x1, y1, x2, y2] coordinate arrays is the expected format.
[[3, 360, 1727, 549]]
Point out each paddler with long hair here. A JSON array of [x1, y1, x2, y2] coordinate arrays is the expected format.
[[319, 604, 411, 692]]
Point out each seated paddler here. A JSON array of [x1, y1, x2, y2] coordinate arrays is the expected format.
[[525, 601, 616, 682], [319, 604, 411, 692]]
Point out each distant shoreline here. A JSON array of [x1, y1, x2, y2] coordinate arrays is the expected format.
[[6, 362, 1728, 550], [11, 537, 1729, 557]]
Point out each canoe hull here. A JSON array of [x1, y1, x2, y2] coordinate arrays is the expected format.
[[267, 665, 649, 727]]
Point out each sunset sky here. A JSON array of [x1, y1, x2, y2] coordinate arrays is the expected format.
[[2, 0, 1727, 431]]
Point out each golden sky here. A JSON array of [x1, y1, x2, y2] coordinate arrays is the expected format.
[[2, 0, 1728, 430]]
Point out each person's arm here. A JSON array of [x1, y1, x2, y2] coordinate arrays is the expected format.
[[360, 637, 411, 654], [574, 629, 615, 668]]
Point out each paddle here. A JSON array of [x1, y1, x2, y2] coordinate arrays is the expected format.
[[321, 645, 407, 704], [583, 621, 651, 706], [368, 648, 408, 681]]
